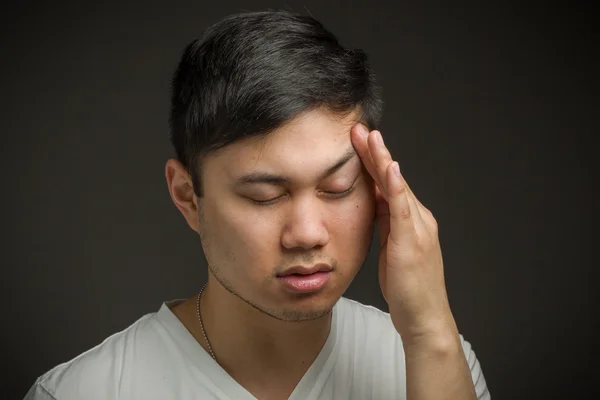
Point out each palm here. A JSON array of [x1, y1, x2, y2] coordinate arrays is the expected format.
[[351, 124, 455, 340]]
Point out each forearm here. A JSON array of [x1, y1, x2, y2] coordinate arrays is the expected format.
[[403, 332, 477, 400]]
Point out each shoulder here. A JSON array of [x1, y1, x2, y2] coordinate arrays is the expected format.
[[335, 298, 491, 400], [29, 310, 165, 399], [335, 297, 400, 347], [336, 296, 394, 326], [329, 297, 407, 396]]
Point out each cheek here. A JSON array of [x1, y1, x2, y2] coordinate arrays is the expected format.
[[329, 189, 376, 249], [204, 199, 279, 269]]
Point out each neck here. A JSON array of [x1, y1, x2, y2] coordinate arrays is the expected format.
[[200, 274, 333, 379]]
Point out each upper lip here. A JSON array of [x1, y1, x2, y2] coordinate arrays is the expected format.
[[277, 263, 332, 277]]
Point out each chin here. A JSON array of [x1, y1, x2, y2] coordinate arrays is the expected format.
[[265, 287, 342, 322], [268, 304, 334, 322]]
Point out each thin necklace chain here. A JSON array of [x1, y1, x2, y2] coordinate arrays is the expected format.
[[196, 283, 216, 361]]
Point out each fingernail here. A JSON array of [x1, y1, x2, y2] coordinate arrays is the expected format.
[[357, 124, 369, 137], [393, 162, 401, 176]]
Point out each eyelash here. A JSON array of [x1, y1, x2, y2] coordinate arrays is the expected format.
[[249, 184, 357, 206]]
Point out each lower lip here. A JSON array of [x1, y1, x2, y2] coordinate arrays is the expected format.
[[278, 271, 331, 293]]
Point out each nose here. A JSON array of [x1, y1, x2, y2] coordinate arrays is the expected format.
[[281, 197, 330, 250]]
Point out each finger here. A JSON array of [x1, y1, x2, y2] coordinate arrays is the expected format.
[[367, 130, 394, 198], [350, 124, 387, 198], [352, 125, 426, 230], [410, 188, 429, 220], [411, 191, 437, 233], [386, 161, 417, 248], [350, 125, 383, 191], [374, 187, 390, 248], [409, 188, 433, 220], [403, 180, 426, 229], [352, 124, 433, 237], [403, 179, 436, 234]]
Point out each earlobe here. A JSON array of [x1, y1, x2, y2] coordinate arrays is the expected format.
[[165, 159, 200, 232]]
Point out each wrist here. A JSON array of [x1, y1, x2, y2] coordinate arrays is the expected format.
[[393, 314, 461, 352], [402, 329, 462, 357]]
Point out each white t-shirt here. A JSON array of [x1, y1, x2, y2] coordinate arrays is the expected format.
[[25, 297, 490, 399]]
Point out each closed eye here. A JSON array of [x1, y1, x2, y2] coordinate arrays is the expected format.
[[320, 184, 356, 198], [249, 182, 357, 206], [248, 195, 286, 206]]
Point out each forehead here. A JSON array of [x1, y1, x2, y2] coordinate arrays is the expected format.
[[206, 109, 361, 177]]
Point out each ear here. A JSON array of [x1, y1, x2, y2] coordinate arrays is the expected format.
[[165, 158, 200, 233]]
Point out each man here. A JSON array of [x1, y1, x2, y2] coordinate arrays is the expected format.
[[25, 10, 490, 400]]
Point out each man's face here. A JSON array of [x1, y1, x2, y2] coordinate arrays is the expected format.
[[198, 109, 376, 321]]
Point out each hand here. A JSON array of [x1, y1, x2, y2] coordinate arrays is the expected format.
[[351, 124, 458, 346]]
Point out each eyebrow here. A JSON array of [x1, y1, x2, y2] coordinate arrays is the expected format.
[[234, 146, 358, 186]]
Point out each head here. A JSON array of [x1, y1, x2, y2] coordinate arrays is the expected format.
[[166, 10, 383, 322]]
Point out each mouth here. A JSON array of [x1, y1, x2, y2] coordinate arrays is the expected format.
[[277, 264, 332, 293], [277, 263, 333, 277]]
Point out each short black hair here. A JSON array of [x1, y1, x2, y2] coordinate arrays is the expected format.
[[168, 9, 383, 196]]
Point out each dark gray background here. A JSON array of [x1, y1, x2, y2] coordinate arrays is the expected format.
[[2, 1, 597, 399]]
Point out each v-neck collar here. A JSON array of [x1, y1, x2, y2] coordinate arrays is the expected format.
[[155, 298, 342, 399]]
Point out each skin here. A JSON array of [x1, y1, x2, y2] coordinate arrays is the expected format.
[[166, 108, 376, 398], [350, 124, 477, 399], [166, 107, 477, 399]]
